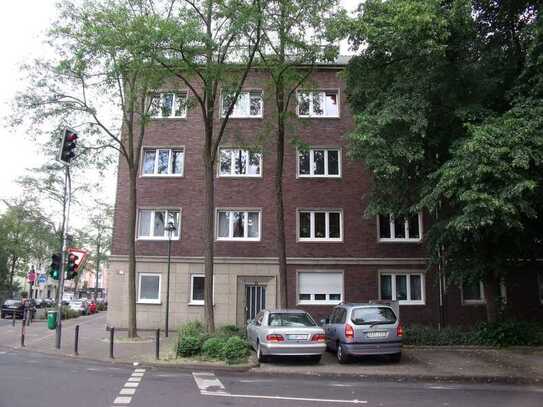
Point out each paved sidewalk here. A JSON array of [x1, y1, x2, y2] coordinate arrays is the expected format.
[[1, 315, 542, 384]]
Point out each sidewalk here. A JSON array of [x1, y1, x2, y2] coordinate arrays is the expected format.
[[1, 314, 542, 384]]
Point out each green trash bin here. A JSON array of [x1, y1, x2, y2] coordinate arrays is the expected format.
[[47, 311, 57, 330]]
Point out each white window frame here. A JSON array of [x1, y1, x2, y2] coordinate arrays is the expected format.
[[378, 271, 426, 305], [137, 273, 161, 304], [297, 148, 342, 178], [218, 148, 263, 177], [297, 271, 344, 305], [215, 209, 262, 241], [141, 147, 185, 177], [221, 90, 263, 118], [149, 91, 188, 119], [461, 280, 508, 305], [377, 213, 423, 242], [137, 209, 181, 241], [297, 210, 343, 242], [189, 274, 205, 305], [296, 89, 340, 118]]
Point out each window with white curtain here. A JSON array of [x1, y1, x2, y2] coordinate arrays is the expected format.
[[379, 272, 425, 305], [297, 90, 339, 118], [298, 148, 341, 177], [219, 148, 262, 177], [298, 272, 343, 304], [137, 209, 180, 240], [216, 210, 261, 241], [222, 90, 263, 118], [149, 92, 187, 118], [142, 148, 184, 176]]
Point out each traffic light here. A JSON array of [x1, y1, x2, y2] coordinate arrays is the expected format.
[[49, 253, 61, 280], [58, 128, 78, 164], [65, 253, 79, 280]]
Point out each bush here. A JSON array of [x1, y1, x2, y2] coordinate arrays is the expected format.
[[222, 336, 249, 364], [178, 320, 206, 338], [473, 321, 543, 347], [404, 325, 474, 346], [96, 303, 107, 312], [62, 309, 80, 320], [202, 337, 227, 359], [177, 335, 202, 357], [215, 325, 244, 339]]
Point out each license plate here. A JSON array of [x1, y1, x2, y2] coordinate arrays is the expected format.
[[287, 334, 308, 340], [367, 331, 388, 338]]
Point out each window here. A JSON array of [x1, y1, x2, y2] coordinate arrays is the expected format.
[[378, 214, 422, 241], [137, 209, 180, 240], [297, 90, 339, 118], [298, 272, 343, 304], [138, 273, 161, 304], [330, 307, 347, 324], [268, 313, 317, 327], [222, 90, 263, 118], [298, 210, 342, 241], [219, 148, 262, 177], [190, 275, 205, 305], [142, 148, 184, 176], [461, 279, 508, 305], [149, 92, 187, 118], [216, 210, 261, 241], [298, 149, 341, 177], [379, 272, 425, 305]]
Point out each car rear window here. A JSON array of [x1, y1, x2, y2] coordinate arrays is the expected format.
[[268, 313, 317, 327], [4, 300, 20, 306], [351, 307, 397, 325]]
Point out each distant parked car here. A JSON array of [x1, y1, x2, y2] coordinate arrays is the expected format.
[[322, 303, 403, 364], [88, 301, 97, 314], [68, 300, 88, 315], [246, 309, 326, 363], [33, 298, 45, 308], [43, 298, 55, 307], [1, 299, 35, 319]]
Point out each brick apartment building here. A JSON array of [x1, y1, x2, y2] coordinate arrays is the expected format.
[[107, 60, 543, 331]]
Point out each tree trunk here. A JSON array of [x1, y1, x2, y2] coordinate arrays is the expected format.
[[9, 255, 17, 298], [275, 85, 288, 308], [203, 154, 215, 333], [127, 169, 138, 337], [483, 272, 500, 323]]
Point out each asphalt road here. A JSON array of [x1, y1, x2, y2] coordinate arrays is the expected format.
[[0, 349, 542, 407]]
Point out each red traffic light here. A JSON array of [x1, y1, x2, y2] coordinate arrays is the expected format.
[[66, 133, 78, 142], [58, 128, 79, 164]]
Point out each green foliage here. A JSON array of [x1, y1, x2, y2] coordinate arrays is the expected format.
[[62, 308, 80, 320], [178, 320, 206, 338], [404, 322, 543, 347], [215, 325, 244, 339], [201, 337, 227, 359], [176, 335, 203, 357], [222, 336, 250, 364]]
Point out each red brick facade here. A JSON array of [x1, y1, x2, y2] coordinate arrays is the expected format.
[[111, 66, 543, 327]]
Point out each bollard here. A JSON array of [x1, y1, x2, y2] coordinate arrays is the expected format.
[[155, 329, 160, 360], [109, 327, 114, 359], [12, 311, 15, 327], [74, 325, 80, 355], [20, 310, 26, 347], [27, 309, 31, 326]]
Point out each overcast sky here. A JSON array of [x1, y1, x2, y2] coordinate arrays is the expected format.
[[0, 0, 359, 221]]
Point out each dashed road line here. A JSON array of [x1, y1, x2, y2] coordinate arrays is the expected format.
[[192, 372, 368, 404], [111, 367, 146, 405]]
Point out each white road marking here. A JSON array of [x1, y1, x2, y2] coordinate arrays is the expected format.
[[119, 388, 137, 395], [113, 396, 132, 404], [428, 386, 458, 390], [131, 372, 144, 377], [193, 372, 367, 404], [127, 377, 142, 382], [124, 382, 139, 388], [134, 369, 146, 373]]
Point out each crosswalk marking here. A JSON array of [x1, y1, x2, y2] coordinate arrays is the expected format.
[[113, 396, 132, 404]]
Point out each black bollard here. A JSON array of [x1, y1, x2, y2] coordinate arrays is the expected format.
[[74, 325, 80, 355], [155, 328, 160, 360], [109, 327, 114, 359], [20, 310, 26, 347], [12, 311, 15, 327]]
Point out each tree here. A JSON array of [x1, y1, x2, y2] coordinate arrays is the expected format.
[[13, 0, 170, 337], [257, 0, 340, 307], [343, 0, 542, 322], [150, 0, 263, 332]]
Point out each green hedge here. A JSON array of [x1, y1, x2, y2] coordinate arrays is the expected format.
[[404, 321, 543, 347]]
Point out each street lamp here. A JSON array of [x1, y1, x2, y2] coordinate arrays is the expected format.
[[165, 220, 176, 337]]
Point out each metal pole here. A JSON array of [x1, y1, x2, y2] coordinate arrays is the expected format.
[[165, 234, 172, 338], [20, 309, 26, 347], [74, 325, 79, 355], [94, 238, 101, 301], [12, 311, 15, 327], [155, 328, 160, 360], [109, 327, 114, 359], [56, 165, 71, 349]]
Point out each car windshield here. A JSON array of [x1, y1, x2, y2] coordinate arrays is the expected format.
[[351, 307, 397, 325], [4, 300, 20, 306], [268, 313, 317, 327]]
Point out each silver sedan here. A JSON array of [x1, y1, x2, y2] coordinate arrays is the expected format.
[[246, 309, 326, 363]]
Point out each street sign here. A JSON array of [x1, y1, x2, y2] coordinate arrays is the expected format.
[[38, 274, 47, 284], [27, 270, 36, 284]]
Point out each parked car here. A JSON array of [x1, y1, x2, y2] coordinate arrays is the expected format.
[[33, 298, 45, 308], [68, 300, 88, 315], [322, 303, 403, 364], [43, 298, 55, 307], [246, 309, 326, 363], [1, 299, 36, 319], [88, 301, 97, 314]]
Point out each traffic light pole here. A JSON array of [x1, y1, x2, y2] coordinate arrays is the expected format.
[[55, 165, 71, 349]]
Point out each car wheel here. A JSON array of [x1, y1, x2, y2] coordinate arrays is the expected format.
[[256, 342, 268, 363], [388, 352, 401, 363], [337, 343, 350, 364]]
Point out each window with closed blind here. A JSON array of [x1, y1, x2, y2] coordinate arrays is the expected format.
[[297, 271, 343, 305]]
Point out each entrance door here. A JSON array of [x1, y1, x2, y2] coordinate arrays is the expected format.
[[245, 285, 266, 321]]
